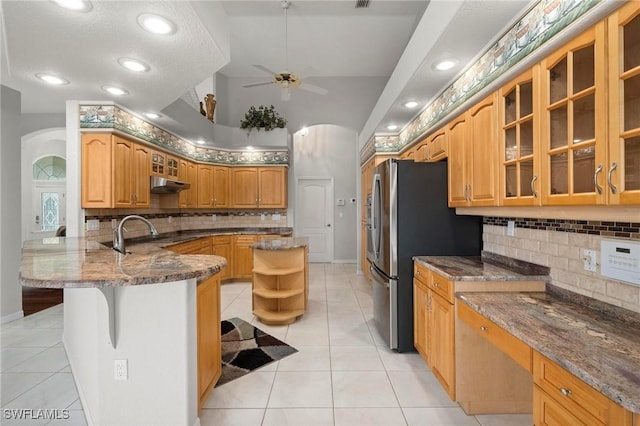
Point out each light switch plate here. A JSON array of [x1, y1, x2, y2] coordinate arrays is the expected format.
[[507, 220, 515, 236], [86, 219, 100, 231], [582, 249, 597, 272]]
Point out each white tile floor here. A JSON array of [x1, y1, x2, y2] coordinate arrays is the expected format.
[[1, 264, 533, 425]]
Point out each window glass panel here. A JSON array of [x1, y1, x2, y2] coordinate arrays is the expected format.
[[505, 88, 516, 124], [573, 45, 595, 93], [573, 94, 595, 142], [624, 136, 640, 191], [624, 14, 640, 72], [550, 152, 568, 194], [550, 105, 568, 149], [520, 120, 533, 157], [624, 74, 640, 131], [550, 57, 567, 103], [520, 82, 533, 117], [505, 165, 517, 198], [41, 192, 59, 231], [520, 160, 534, 197], [573, 147, 596, 193], [505, 127, 517, 161], [33, 156, 66, 181]]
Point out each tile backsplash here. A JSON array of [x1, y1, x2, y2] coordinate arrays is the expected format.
[[483, 217, 640, 313], [85, 210, 288, 243]]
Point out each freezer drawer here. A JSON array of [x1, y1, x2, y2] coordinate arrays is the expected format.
[[370, 264, 397, 350]]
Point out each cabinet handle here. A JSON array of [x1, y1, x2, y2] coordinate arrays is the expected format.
[[416, 271, 420, 275], [530, 175, 538, 198], [433, 282, 441, 288], [594, 164, 603, 195], [480, 326, 488, 332], [559, 388, 572, 397], [607, 162, 617, 194]]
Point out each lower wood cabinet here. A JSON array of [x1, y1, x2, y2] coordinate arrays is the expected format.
[[533, 351, 633, 426], [413, 273, 429, 362], [211, 236, 232, 281], [196, 273, 221, 409], [233, 235, 258, 278]]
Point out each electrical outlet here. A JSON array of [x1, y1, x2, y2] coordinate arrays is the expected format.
[[111, 219, 117, 229], [114, 359, 128, 381], [211, 214, 216, 222], [507, 220, 515, 236], [86, 219, 100, 231], [261, 214, 265, 221], [168, 215, 172, 224], [272, 213, 281, 221], [582, 249, 597, 272]]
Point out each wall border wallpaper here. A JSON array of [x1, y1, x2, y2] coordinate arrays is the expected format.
[[360, 0, 602, 164], [79, 105, 289, 166]]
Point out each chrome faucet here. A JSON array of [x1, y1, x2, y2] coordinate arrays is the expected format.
[[113, 215, 159, 254]]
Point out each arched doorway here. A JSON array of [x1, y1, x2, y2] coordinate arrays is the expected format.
[[31, 155, 66, 237]]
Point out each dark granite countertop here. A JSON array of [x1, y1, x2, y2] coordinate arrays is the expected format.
[[20, 228, 293, 289], [413, 251, 550, 282], [458, 287, 640, 413], [251, 237, 309, 250]]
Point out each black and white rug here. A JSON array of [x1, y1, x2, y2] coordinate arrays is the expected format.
[[217, 317, 297, 387]]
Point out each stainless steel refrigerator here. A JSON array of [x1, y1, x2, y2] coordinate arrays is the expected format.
[[367, 159, 481, 352]]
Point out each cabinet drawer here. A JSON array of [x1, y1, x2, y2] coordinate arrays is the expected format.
[[429, 271, 454, 303], [534, 384, 586, 426], [414, 263, 430, 286], [211, 235, 231, 245], [457, 302, 532, 372], [234, 235, 257, 243], [533, 351, 631, 425]]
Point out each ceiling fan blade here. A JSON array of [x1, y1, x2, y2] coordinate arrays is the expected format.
[[300, 82, 328, 95], [253, 64, 279, 76], [242, 81, 274, 88]]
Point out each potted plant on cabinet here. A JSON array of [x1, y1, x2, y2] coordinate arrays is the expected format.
[[240, 105, 287, 134]]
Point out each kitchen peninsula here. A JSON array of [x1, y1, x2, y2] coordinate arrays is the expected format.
[[20, 236, 226, 426]]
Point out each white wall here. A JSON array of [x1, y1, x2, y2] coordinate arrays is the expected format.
[[293, 124, 358, 262], [1, 85, 24, 323], [21, 128, 66, 242]]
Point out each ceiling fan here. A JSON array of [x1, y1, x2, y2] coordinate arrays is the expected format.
[[242, 0, 328, 101]]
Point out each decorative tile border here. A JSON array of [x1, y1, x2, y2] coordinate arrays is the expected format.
[[79, 105, 289, 165], [360, 0, 602, 164], [85, 211, 288, 222], [484, 217, 640, 240]]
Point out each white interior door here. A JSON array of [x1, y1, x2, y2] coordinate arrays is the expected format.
[[31, 181, 66, 239], [296, 178, 333, 263]]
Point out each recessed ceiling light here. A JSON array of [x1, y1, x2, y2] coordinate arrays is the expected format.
[[102, 86, 128, 96], [386, 124, 398, 131], [137, 14, 176, 35], [144, 112, 161, 119], [118, 58, 150, 72], [196, 140, 206, 145], [433, 58, 459, 71], [404, 101, 419, 109], [36, 73, 69, 85], [50, 0, 92, 12]]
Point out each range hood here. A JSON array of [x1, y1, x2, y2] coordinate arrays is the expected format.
[[150, 176, 191, 193]]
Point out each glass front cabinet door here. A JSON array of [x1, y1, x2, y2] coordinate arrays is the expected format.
[[608, 2, 640, 205], [540, 23, 607, 205]]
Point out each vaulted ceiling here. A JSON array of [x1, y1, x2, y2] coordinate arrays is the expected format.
[[1, 0, 532, 144]]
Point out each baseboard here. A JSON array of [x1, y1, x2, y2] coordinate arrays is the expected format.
[[1, 310, 24, 324], [332, 259, 356, 264]]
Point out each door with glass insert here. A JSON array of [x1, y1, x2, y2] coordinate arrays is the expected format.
[[500, 68, 540, 205], [608, 2, 640, 205], [540, 24, 607, 205]]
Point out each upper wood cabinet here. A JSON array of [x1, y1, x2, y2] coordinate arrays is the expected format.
[[540, 24, 607, 205], [197, 164, 215, 208], [178, 158, 198, 208], [231, 167, 287, 209], [81, 133, 112, 208], [499, 67, 541, 206], [212, 166, 230, 208], [150, 150, 166, 177], [448, 93, 499, 207], [81, 133, 150, 208], [427, 129, 447, 162], [608, 2, 640, 205]]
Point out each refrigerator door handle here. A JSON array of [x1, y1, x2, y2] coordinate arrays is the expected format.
[[371, 173, 382, 259], [370, 264, 389, 287]]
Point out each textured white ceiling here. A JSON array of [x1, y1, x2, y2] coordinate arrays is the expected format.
[[1, 0, 532, 140]]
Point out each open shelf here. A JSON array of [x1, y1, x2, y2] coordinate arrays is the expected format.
[[253, 288, 303, 299], [252, 308, 305, 325], [253, 266, 305, 276], [252, 245, 308, 326]]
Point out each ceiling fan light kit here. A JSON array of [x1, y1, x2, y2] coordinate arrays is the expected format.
[[242, 1, 328, 100]]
